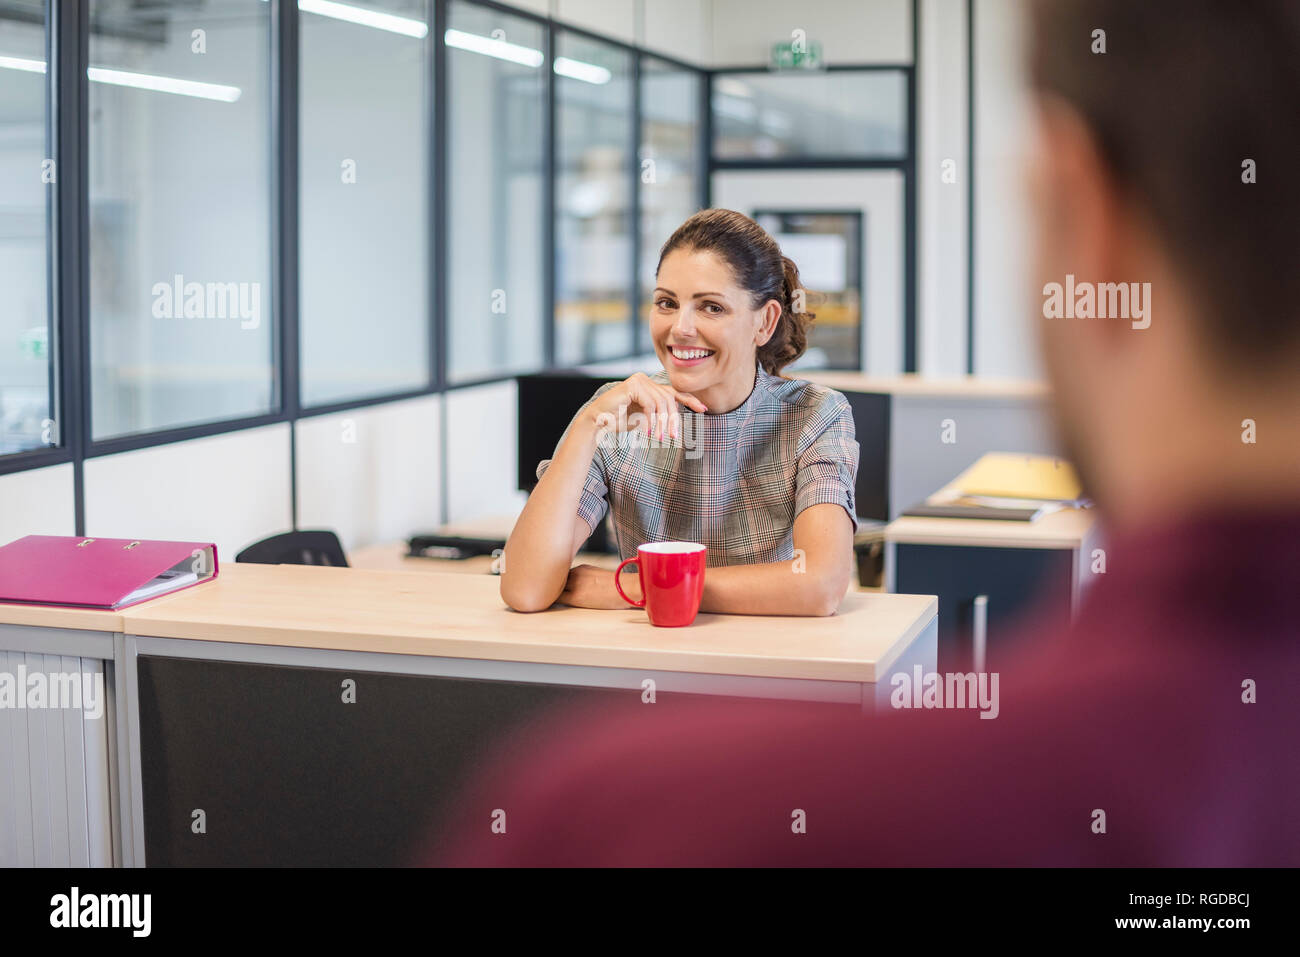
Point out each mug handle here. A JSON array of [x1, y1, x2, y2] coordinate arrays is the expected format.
[[613, 557, 645, 608]]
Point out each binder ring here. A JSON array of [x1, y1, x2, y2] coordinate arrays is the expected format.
[[77, 539, 95, 547], [124, 541, 141, 550]]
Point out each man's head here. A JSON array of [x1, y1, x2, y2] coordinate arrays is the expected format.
[[1023, 0, 1300, 524]]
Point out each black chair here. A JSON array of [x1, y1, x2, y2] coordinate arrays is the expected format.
[[235, 530, 349, 567]]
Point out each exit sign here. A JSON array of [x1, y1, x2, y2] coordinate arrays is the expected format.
[[771, 40, 823, 70]]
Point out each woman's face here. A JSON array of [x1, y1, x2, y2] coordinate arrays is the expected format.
[[651, 247, 780, 409]]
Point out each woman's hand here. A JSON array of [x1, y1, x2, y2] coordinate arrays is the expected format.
[[587, 373, 708, 442], [557, 563, 640, 610]]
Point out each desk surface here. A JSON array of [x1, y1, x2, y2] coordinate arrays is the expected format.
[[0, 601, 125, 632], [114, 563, 934, 683], [886, 505, 1097, 549]]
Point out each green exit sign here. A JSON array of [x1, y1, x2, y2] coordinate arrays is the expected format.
[[771, 40, 823, 70]]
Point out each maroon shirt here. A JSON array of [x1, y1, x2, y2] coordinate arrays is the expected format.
[[436, 506, 1300, 866]]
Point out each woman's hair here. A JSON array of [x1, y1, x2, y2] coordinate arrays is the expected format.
[[655, 208, 814, 376]]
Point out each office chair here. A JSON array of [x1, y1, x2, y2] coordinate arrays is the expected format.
[[235, 530, 349, 567]]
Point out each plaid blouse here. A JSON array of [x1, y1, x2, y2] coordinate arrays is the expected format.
[[537, 366, 860, 567]]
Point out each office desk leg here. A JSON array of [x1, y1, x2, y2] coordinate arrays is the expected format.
[[114, 634, 146, 868]]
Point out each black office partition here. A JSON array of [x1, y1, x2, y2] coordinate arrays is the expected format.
[[841, 390, 891, 522], [135, 654, 853, 866], [894, 544, 1073, 672]]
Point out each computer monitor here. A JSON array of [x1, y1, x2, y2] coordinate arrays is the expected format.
[[516, 373, 622, 492], [516, 373, 622, 553]]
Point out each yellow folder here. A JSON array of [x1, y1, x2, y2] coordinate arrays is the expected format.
[[949, 452, 1082, 502]]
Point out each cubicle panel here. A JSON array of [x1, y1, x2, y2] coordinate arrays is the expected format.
[[841, 390, 891, 521], [0, 647, 113, 867], [134, 651, 857, 866], [888, 394, 1058, 518]]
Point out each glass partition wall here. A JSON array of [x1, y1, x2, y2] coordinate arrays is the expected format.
[[87, 0, 275, 439], [2, 0, 927, 522], [553, 31, 634, 367], [0, 1, 56, 455]]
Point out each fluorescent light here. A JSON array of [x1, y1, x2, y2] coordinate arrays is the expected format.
[[300, 0, 427, 37], [0, 55, 242, 102], [554, 56, 610, 85], [87, 67, 241, 102], [444, 28, 543, 68], [0, 54, 45, 74], [261, 0, 427, 38]]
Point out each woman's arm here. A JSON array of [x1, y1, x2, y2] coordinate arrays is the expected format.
[[700, 503, 854, 616], [557, 503, 854, 616], [499, 416, 602, 613], [501, 374, 706, 613]]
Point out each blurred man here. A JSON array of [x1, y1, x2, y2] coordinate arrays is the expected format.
[[436, 0, 1300, 866]]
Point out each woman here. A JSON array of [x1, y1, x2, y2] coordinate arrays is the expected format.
[[502, 209, 860, 616]]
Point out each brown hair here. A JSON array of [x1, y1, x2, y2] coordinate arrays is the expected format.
[[656, 208, 814, 376], [1027, 0, 1300, 368]]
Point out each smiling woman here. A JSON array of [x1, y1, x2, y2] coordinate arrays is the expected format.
[[501, 209, 861, 618]]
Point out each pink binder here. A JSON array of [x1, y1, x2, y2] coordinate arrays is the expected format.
[[0, 535, 219, 610]]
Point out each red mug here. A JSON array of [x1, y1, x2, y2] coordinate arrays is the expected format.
[[614, 542, 707, 627]]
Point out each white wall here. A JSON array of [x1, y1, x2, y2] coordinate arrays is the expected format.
[[972, 0, 1039, 378], [917, 0, 970, 377], [0, 466, 74, 544], [295, 396, 442, 552], [503, 0, 712, 64], [643, 0, 712, 65], [83, 425, 292, 561], [713, 169, 906, 376], [557, 0, 637, 44], [710, 0, 912, 66], [443, 381, 527, 525]]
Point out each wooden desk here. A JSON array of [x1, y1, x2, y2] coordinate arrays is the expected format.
[[35, 562, 928, 866], [885, 505, 1097, 551], [122, 564, 929, 682]]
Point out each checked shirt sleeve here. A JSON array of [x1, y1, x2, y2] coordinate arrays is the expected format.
[[793, 392, 860, 533]]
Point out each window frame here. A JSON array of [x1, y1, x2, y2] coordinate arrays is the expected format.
[[708, 63, 918, 376], [3, 0, 924, 543]]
